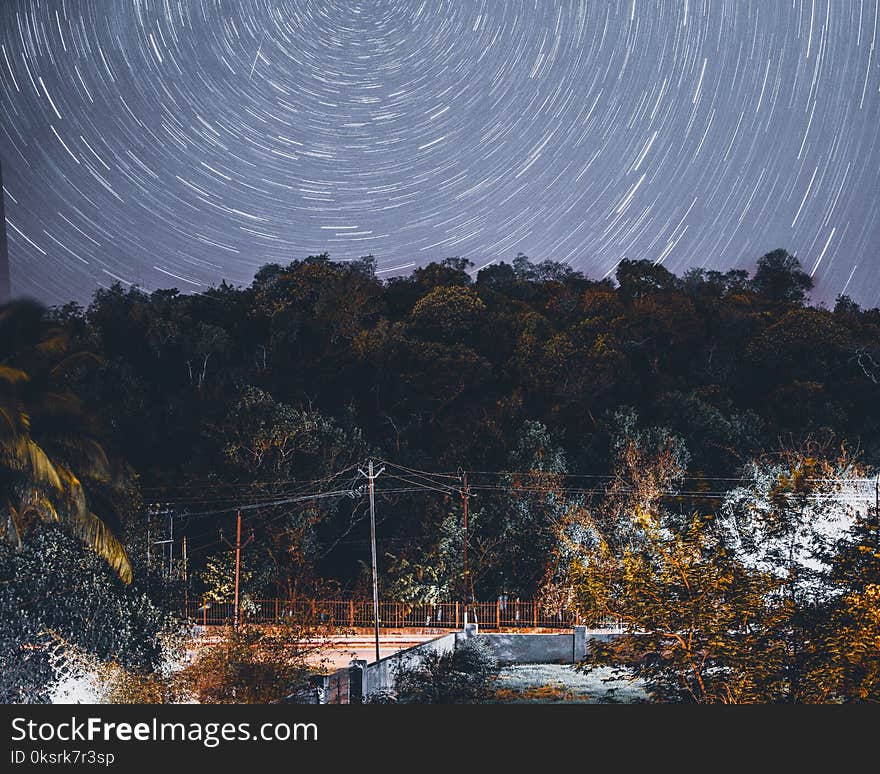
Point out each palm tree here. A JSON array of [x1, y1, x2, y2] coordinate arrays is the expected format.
[[0, 301, 133, 583]]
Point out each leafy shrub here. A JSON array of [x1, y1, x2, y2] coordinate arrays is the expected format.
[[179, 621, 323, 704], [392, 637, 499, 704], [0, 525, 173, 703]]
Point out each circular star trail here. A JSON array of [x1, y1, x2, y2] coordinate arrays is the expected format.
[[1, 0, 878, 306]]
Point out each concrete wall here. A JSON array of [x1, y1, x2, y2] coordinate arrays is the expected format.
[[362, 632, 457, 698], [477, 633, 575, 664], [477, 628, 623, 664], [325, 627, 625, 701]]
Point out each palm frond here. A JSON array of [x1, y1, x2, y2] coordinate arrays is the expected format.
[[55, 464, 133, 584], [52, 438, 111, 483], [0, 437, 63, 491], [74, 511, 134, 585], [2, 503, 24, 550], [0, 305, 134, 585], [55, 464, 88, 521], [35, 333, 69, 357], [30, 391, 84, 419], [0, 366, 29, 386], [25, 439, 63, 491], [0, 405, 28, 436], [48, 351, 104, 380], [16, 480, 132, 583]]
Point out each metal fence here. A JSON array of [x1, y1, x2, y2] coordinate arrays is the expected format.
[[325, 666, 350, 705], [180, 598, 597, 629]]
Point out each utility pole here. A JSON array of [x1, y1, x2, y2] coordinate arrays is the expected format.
[[460, 470, 472, 626], [182, 535, 188, 614], [168, 512, 174, 579], [221, 511, 253, 628], [358, 459, 385, 662], [181, 535, 189, 610], [152, 512, 173, 581]]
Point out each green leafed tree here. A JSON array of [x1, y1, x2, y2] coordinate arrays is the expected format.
[[0, 524, 171, 703], [556, 428, 877, 702], [750, 249, 813, 304], [0, 301, 133, 583]]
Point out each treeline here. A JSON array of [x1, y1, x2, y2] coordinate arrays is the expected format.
[[4, 248, 880, 601]]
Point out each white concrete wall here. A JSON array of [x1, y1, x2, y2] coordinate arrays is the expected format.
[[477, 633, 575, 664], [355, 628, 625, 699], [362, 633, 457, 697], [478, 629, 624, 664]]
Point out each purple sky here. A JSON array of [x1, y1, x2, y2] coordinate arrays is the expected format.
[[2, 0, 878, 306]]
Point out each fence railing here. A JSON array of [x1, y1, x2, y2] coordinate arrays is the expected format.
[[180, 598, 607, 630], [325, 666, 350, 705]]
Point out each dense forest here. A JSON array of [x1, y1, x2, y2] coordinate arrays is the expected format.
[[3, 248, 878, 604], [3, 247, 880, 702]]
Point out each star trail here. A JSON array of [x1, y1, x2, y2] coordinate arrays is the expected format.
[[1, 0, 878, 306]]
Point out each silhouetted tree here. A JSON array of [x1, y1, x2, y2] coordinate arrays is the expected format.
[[750, 249, 813, 303]]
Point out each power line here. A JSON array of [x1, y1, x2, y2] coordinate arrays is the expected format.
[[381, 471, 461, 497], [167, 488, 359, 520], [141, 464, 879, 508], [140, 463, 361, 495], [372, 463, 880, 485], [376, 459, 461, 480], [146, 461, 879, 567]]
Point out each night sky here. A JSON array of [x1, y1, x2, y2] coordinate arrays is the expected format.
[[1, 0, 878, 307]]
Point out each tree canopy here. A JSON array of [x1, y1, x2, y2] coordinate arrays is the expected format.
[[4, 249, 874, 601], [3, 246, 879, 702]]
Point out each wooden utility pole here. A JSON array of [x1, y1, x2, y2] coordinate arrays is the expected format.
[[358, 460, 385, 662], [182, 535, 188, 614], [233, 514, 242, 626], [221, 511, 253, 628], [168, 512, 174, 579], [461, 471, 471, 625]]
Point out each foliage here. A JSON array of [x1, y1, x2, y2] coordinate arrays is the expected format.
[[0, 301, 133, 582], [199, 550, 254, 604], [818, 508, 880, 702], [750, 249, 814, 303], [392, 637, 499, 704], [5, 242, 880, 703], [219, 385, 354, 479], [96, 666, 182, 704], [410, 285, 486, 341], [385, 509, 465, 603], [18, 247, 880, 601], [178, 618, 330, 704], [559, 431, 879, 703], [0, 524, 173, 703], [718, 445, 865, 602]]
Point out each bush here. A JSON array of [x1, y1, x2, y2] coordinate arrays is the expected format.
[[97, 663, 187, 704], [0, 525, 174, 703], [178, 613, 338, 704], [393, 637, 499, 704]]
